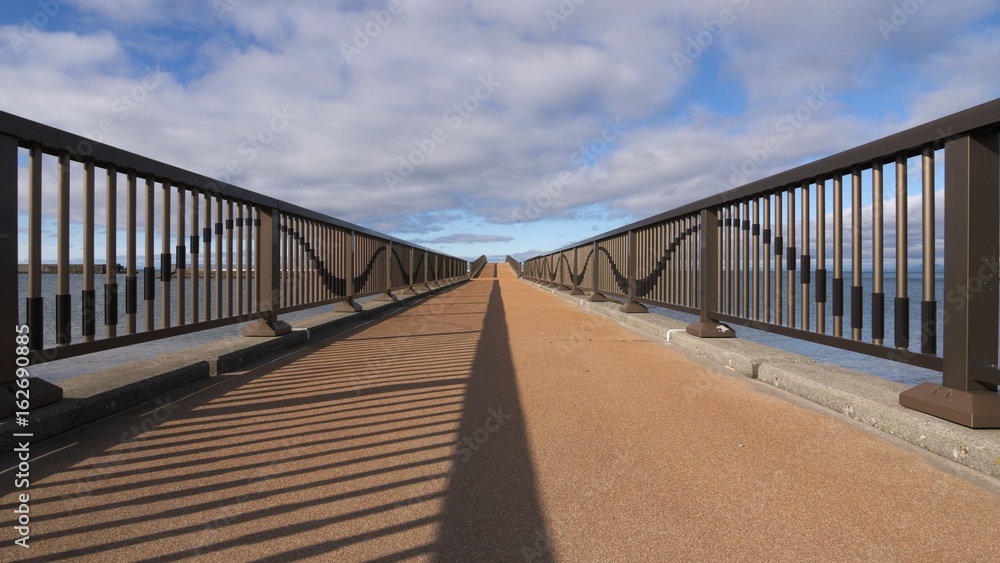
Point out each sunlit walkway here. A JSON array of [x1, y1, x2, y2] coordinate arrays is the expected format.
[[3, 263, 1000, 561]]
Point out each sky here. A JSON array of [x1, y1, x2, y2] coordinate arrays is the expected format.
[[2, 0, 999, 263]]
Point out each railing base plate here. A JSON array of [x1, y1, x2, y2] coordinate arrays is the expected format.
[[587, 292, 608, 302], [334, 299, 363, 313], [1, 378, 63, 419], [899, 383, 1000, 428], [621, 301, 648, 314], [686, 321, 736, 338], [241, 319, 292, 337], [570, 288, 585, 295], [372, 292, 398, 302]]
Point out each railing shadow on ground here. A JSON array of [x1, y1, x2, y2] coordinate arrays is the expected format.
[[1, 274, 550, 561]]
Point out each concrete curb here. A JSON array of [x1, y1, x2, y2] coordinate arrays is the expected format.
[[0, 281, 466, 452], [524, 280, 1000, 480]]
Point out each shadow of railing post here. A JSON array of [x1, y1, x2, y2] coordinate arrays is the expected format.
[[900, 130, 1000, 427], [242, 204, 291, 337]]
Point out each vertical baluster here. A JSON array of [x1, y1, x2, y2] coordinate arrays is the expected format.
[[27, 145, 43, 349], [801, 181, 811, 332], [253, 208, 261, 309], [787, 186, 796, 328], [82, 159, 96, 342], [895, 154, 909, 350], [144, 177, 155, 332], [248, 208, 255, 312], [227, 199, 234, 316], [689, 216, 697, 309], [237, 203, 244, 315], [215, 195, 223, 319], [281, 214, 289, 306], [921, 148, 936, 354], [105, 166, 118, 338], [763, 195, 771, 324], [873, 160, 885, 345], [816, 177, 827, 335], [742, 200, 751, 318], [774, 191, 784, 326], [176, 185, 186, 327], [851, 167, 863, 341], [126, 171, 137, 335], [161, 180, 171, 329], [203, 192, 212, 321], [716, 215, 723, 313], [733, 204, 741, 315], [191, 190, 199, 324]]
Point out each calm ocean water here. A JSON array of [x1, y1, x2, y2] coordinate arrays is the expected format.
[[16, 272, 998, 388], [16, 273, 368, 383]]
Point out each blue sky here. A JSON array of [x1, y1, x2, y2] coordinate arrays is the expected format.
[[3, 0, 999, 263]]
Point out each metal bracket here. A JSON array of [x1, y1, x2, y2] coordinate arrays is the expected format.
[[900, 382, 1000, 428]]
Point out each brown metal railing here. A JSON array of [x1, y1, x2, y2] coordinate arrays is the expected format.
[[469, 256, 488, 278], [524, 98, 1000, 428], [504, 255, 522, 277], [2, 111, 469, 411]]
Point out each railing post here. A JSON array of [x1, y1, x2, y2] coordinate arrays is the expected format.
[[374, 240, 398, 302], [621, 230, 648, 313], [335, 230, 363, 312], [1, 134, 63, 418], [687, 208, 735, 337], [242, 205, 291, 336], [588, 240, 607, 302], [570, 247, 584, 295], [399, 246, 417, 295], [900, 131, 1000, 427]]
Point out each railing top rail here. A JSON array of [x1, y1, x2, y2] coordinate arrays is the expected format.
[[543, 96, 1000, 254], [0, 110, 457, 258]]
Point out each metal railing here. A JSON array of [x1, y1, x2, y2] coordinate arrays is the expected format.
[[523, 98, 1000, 428], [505, 255, 522, 277], [470, 255, 488, 278], [2, 111, 469, 410]]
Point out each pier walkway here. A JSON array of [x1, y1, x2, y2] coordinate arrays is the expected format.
[[3, 264, 1000, 561]]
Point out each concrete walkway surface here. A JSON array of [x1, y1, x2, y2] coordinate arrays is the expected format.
[[3, 263, 1000, 561]]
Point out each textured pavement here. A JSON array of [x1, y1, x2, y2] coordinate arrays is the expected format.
[[3, 263, 1000, 561]]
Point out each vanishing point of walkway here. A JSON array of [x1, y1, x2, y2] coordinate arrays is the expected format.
[[4, 263, 1000, 560]]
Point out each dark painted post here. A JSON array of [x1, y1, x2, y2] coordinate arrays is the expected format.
[[399, 246, 416, 295], [242, 205, 291, 336], [588, 240, 607, 302], [1, 135, 17, 387], [374, 240, 397, 301], [687, 209, 734, 337], [570, 246, 584, 295], [621, 230, 648, 313], [1, 134, 62, 417], [901, 131, 1000, 427], [336, 230, 362, 312]]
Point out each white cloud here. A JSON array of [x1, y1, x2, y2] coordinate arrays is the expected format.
[[2, 0, 999, 258]]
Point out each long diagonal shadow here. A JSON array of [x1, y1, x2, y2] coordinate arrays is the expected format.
[[0, 272, 551, 561], [433, 279, 550, 560]]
